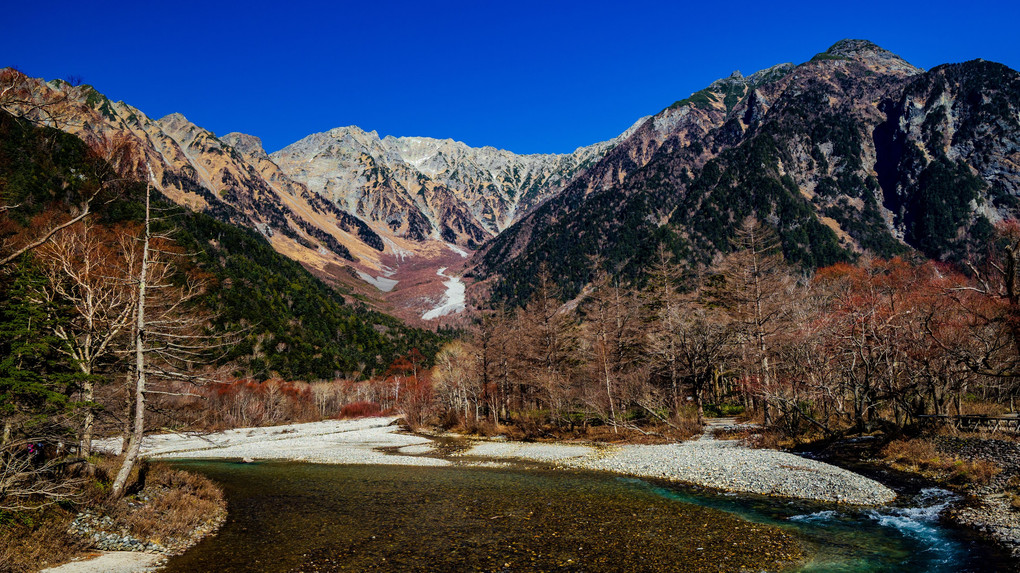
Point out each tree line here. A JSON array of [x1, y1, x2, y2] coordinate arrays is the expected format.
[[429, 218, 1020, 438]]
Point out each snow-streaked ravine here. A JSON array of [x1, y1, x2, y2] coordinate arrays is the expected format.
[[382, 237, 414, 261], [356, 270, 399, 292], [422, 267, 466, 320], [445, 242, 469, 258]]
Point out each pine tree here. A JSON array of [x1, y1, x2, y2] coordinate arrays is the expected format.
[[0, 259, 80, 452]]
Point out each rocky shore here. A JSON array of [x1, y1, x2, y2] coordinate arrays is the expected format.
[[66, 505, 226, 555], [41, 507, 226, 573], [935, 435, 1020, 559], [40, 459, 228, 573]]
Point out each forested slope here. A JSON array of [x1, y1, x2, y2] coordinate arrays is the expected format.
[[474, 41, 1019, 306], [0, 110, 444, 382]]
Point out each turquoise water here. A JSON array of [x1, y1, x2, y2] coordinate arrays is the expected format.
[[164, 461, 1010, 572], [629, 479, 1007, 572]]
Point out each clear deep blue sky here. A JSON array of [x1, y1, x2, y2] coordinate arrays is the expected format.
[[4, 0, 1018, 154]]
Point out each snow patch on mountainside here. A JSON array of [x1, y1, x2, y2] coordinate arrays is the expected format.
[[356, 270, 399, 292], [445, 243, 470, 258], [422, 267, 466, 320]]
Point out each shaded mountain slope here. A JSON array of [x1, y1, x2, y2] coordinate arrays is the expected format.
[[473, 40, 1019, 304]]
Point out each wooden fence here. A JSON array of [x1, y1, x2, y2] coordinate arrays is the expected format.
[[916, 414, 1020, 433]]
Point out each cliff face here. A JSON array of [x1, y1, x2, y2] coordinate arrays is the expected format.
[[874, 60, 1020, 255], [474, 40, 1020, 304], [269, 122, 641, 248]]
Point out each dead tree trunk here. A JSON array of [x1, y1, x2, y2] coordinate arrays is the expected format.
[[110, 174, 151, 499]]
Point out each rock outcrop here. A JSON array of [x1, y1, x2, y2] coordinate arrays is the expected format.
[[270, 122, 643, 247]]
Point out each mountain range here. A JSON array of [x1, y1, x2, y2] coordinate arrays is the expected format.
[[4, 39, 1018, 317], [475, 40, 1020, 302]]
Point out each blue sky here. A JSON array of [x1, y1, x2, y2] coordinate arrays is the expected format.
[[3, 0, 1018, 154]]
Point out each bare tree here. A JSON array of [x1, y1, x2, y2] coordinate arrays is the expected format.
[[0, 69, 90, 263], [35, 221, 137, 455], [645, 246, 690, 416], [471, 303, 519, 424], [674, 302, 734, 425], [516, 270, 577, 425], [0, 68, 76, 129], [709, 217, 793, 424], [0, 196, 103, 268], [581, 271, 645, 431], [433, 341, 481, 424], [949, 220, 1020, 381], [0, 438, 84, 511], [0, 131, 134, 269], [111, 169, 212, 499]]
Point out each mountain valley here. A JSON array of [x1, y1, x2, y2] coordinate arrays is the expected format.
[[4, 39, 1019, 317]]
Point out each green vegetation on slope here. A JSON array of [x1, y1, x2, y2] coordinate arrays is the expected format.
[[0, 110, 444, 382], [167, 205, 445, 380]]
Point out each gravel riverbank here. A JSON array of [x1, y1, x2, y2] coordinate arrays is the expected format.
[[94, 417, 450, 467], [40, 551, 165, 573], [934, 435, 1020, 559], [95, 417, 894, 505], [462, 420, 896, 505]]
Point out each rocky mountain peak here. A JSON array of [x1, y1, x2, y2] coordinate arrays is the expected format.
[[822, 39, 921, 76], [826, 39, 886, 57], [707, 70, 748, 91], [327, 125, 381, 143], [157, 112, 196, 131], [270, 119, 635, 245], [476, 40, 1019, 307], [222, 132, 269, 161], [747, 63, 795, 87]]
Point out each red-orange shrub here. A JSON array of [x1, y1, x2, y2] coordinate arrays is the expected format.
[[338, 401, 382, 418]]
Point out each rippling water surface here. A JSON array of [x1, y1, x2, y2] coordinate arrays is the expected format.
[[636, 480, 1009, 572], [164, 461, 1009, 572]]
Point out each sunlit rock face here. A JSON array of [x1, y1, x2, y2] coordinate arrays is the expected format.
[[270, 120, 644, 247]]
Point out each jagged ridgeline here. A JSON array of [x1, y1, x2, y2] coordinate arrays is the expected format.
[[475, 40, 1019, 305], [0, 110, 445, 380]]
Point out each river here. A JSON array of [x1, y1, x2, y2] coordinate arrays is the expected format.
[[161, 461, 1010, 572]]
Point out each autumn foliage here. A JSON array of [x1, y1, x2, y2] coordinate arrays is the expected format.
[[428, 219, 1020, 439], [140, 348, 434, 431]]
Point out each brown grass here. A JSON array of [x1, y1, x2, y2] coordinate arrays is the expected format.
[[444, 416, 699, 444], [337, 401, 383, 419], [107, 463, 225, 547], [959, 399, 1009, 417], [0, 456, 225, 573], [0, 508, 87, 573], [882, 438, 1002, 485], [1004, 476, 1020, 511]]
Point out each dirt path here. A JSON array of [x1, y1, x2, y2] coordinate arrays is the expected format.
[[39, 552, 163, 573]]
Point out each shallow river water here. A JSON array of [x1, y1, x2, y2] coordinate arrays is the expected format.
[[163, 461, 1010, 572]]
